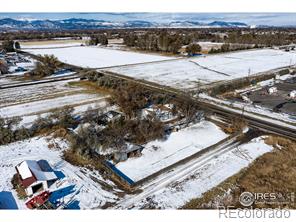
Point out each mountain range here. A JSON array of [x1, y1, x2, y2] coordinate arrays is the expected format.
[[0, 18, 249, 31]]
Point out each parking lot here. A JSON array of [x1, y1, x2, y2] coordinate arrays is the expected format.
[[247, 76, 296, 115]]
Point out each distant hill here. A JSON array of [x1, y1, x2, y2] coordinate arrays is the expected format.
[[0, 18, 249, 31]]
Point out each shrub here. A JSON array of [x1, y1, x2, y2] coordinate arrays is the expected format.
[[1, 40, 15, 52], [49, 106, 77, 129], [0, 60, 8, 74], [29, 54, 61, 77], [0, 116, 31, 145]]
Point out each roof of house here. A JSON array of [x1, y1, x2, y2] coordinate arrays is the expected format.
[[105, 110, 122, 120], [16, 160, 57, 182], [121, 142, 144, 154]]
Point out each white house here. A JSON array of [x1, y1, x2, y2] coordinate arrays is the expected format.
[[15, 160, 58, 196]]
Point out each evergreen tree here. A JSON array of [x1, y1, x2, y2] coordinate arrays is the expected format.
[[1, 40, 15, 52], [186, 43, 202, 56]]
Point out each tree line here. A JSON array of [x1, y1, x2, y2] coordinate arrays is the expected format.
[[0, 106, 77, 146]]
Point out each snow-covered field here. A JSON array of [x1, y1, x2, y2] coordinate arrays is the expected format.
[[116, 121, 228, 182], [193, 49, 296, 76], [197, 41, 223, 51], [24, 46, 173, 68], [105, 49, 296, 90], [0, 76, 19, 85], [0, 78, 109, 127], [20, 42, 83, 49], [0, 93, 104, 118], [19, 100, 109, 128], [131, 137, 273, 209], [107, 59, 220, 90], [0, 79, 82, 107], [0, 137, 118, 209]]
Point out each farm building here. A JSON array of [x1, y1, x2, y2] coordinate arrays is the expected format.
[[113, 143, 144, 163], [15, 160, 58, 196], [99, 110, 123, 125], [141, 104, 178, 123], [289, 90, 296, 98], [268, 86, 278, 94]]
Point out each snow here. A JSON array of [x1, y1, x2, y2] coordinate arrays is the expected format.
[[192, 49, 296, 76], [116, 121, 228, 181], [132, 137, 273, 209], [24, 46, 173, 68], [0, 79, 82, 107], [19, 99, 109, 128], [106, 59, 221, 90], [105, 49, 296, 90], [20, 43, 83, 49], [0, 76, 17, 85], [0, 93, 105, 118], [197, 41, 223, 51], [16, 161, 34, 179], [0, 137, 118, 209], [0, 77, 110, 128]]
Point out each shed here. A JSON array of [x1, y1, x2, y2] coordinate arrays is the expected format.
[[113, 143, 144, 163], [15, 160, 58, 196], [99, 110, 123, 125], [268, 86, 277, 94], [289, 90, 296, 98], [141, 104, 178, 123]]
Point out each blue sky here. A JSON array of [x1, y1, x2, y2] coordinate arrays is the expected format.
[[0, 13, 296, 26]]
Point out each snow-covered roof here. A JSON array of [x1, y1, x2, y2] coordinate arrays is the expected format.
[[17, 161, 33, 179], [16, 160, 57, 181]]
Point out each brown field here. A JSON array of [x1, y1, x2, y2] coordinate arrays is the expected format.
[[183, 135, 296, 209]]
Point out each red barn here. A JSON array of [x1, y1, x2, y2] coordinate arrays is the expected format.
[[15, 160, 58, 196]]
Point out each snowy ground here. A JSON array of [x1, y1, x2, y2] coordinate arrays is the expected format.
[[116, 121, 228, 182], [24, 46, 173, 68], [193, 49, 296, 76], [129, 137, 273, 209], [19, 100, 110, 128], [0, 93, 105, 118], [106, 59, 219, 90], [20, 42, 83, 49], [0, 78, 109, 127], [197, 41, 223, 51], [0, 76, 19, 85], [0, 79, 81, 107], [0, 137, 119, 209], [105, 49, 296, 90]]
